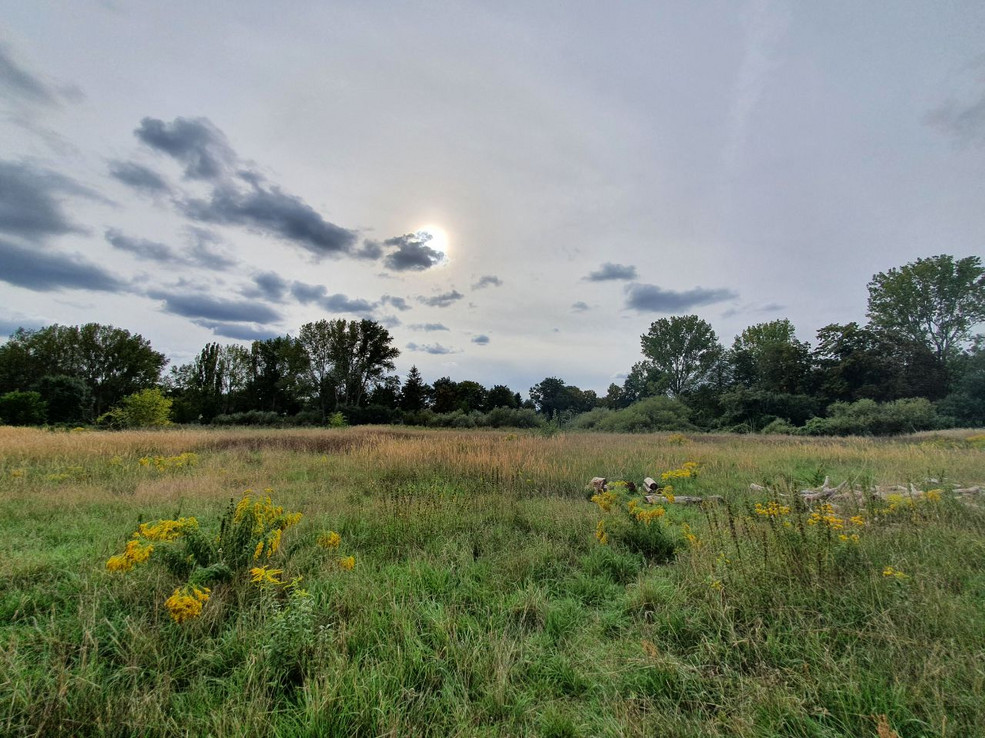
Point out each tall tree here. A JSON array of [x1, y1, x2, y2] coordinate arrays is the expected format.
[[730, 319, 811, 394], [640, 315, 723, 397], [867, 254, 985, 362], [485, 384, 518, 410], [399, 366, 431, 411], [529, 377, 569, 418]]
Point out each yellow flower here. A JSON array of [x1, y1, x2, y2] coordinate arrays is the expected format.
[[137, 517, 198, 541], [250, 566, 284, 585], [106, 539, 153, 572], [338, 556, 356, 571], [634, 507, 666, 525], [590, 491, 618, 512], [253, 539, 265, 560], [882, 566, 908, 580], [595, 519, 608, 545], [165, 586, 209, 623], [318, 531, 341, 549], [925, 489, 942, 502]]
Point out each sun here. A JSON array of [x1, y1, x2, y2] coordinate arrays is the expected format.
[[416, 224, 450, 263]]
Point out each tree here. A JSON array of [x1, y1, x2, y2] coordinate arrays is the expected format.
[[640, 315, 723, 397], [529, 377, 570, 418], [0, 391, 47, 426], [247, 336, 311, 414], [0, 324, 166, 417], [312, 319, 400, 409], [730, 319, 811, 394], [399, 366, 431, 411], [485, 384, 518, 410], [867, 254, 985, 363], [431, 377, 459, 413], [33, 375, 92, 424]]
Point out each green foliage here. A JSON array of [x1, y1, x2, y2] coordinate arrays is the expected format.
[[33, 374, 92, 424], [867, 254, 985, 362], [804, 397, 938, 436], [572, 396, 696, 433], [98, 387, 173, 428], [0, 390, 47, 425], [640, 314, 723, 396]]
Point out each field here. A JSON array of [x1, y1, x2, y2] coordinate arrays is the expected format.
[[1, 426, 984, 737]]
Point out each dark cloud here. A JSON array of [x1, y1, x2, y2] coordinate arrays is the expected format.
[[406, 342, 457, 355], [408, 323, 449, 332], [0, 44, 61, 106], [0, 160, 99, 240], [246, 271, 290, 302], [585, 262, 638, 281], [182, 184, 358, 257], [624, 283, 738, 312], [108, 160, 171, 194], [0, 238, 128, 292], [471, 275, 503, 289], [383, 232, 445, 271], [472, 335, 490, 345], [290, 281, 376, 315], [926, 91, 985, 144], [135, 116, 236, 180], [378, 315, 402, 329], [418, 290, 464, 308], [147, 289, 282, 323], [192, 319, 281, 342], [320, 293, 376, 314], [356, 240, 384, 260], [105, 228, 177, 262], [381, 295, 411, 311], [571, 301, 590, 312]]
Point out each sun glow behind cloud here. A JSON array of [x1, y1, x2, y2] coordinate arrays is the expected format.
[[416, 224, 450, 264]]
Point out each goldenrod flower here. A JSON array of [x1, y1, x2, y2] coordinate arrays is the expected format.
[[338, 556, 355, 571], [595, 519, 608, 545], [318, 531, 341, 548], [165, 586, 210, 623], [250, 566, 284, 585]]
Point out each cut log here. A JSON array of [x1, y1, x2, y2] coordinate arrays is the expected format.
[[749, 483, 766, 492], [643, 477, 659, 492], [590, 477, 608, 492], [645, 494, 723, 505], [954, 486, 982, 495]]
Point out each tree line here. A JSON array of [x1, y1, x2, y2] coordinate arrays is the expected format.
[[1, 254, 982, 434]]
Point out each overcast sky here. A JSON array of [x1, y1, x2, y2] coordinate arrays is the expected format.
[[2, 1, 984, 394]]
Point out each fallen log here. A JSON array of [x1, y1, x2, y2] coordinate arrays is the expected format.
[[643, 477, 660, 492], [590, 477, 608, 492], [645, 494, 723, 505], [749, 483, 766, 492]]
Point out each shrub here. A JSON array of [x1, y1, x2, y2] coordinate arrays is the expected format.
[[593, 396, 696, 433], [213, 410, 282, 426], [97, 388, 172, 428], [804, 397, 938, 436], [761, 418, 798, 435], [0, 390, 47, 426]]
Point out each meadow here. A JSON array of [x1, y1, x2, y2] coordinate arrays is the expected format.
[[1, 425, 983, 737]]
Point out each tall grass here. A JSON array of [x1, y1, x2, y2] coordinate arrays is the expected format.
[[1, 426, 983, 736]]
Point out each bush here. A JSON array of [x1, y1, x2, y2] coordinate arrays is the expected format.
[[575, 396, 696, 433], [761, 418, 798, 435], [97, 388, 172, 428], [804, 397, 938, 436], [213, 411, 282, 426], [0, 390, 47, 426], [484, 407, 544, 428]]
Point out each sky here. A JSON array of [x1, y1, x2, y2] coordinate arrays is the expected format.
[[2, 1, 984, 395]]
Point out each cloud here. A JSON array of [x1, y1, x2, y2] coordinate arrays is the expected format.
[[108, 160, 171, 194], [0, 238, 128, 292], [320, 293, 375, 314], [926, 90, 985, 144], [181, 184, 358, 257], [134, 116, 360, 259], [245, 271, 290, 302], [0, 43, 69, 107], [571, 301, 590, 312], [191, 319, 281, 342], [418, 290, 464, 308], [0, 310, 46, 336], [381, 295, 411, 311], [472, 275, 503, 289], [355, 240, 383, 260], [408, 323, 449, 332], [624, 283, 738, 312], [406, 342, 458, 355], [382, 232, 445, 271], [290, 281, 376, 315], [0, 160, 100, 240], [105, 228, 178, 262], [184, 227, 237, 269], [147, 289, 282, 323], [135, 116, 236, 180], [472, 335, 490, 345], [585, 262, 638, 281]]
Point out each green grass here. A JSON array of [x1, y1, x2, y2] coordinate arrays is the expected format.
[[0, 426, 983, 736]]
